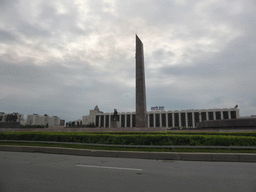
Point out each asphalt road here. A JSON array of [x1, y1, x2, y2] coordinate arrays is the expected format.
[[0, 151, 256, 192]]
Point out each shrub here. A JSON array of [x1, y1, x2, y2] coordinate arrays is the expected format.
[[0, 132, 256, 146]]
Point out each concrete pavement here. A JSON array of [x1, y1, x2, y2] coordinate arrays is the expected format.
[[1, 151, 256, 192]]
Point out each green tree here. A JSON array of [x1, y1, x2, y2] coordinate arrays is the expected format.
[[6, 113, 18, 123]]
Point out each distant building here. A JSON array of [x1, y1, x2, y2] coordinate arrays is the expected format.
[[0, 112, 25, 125], [27, 114, 61, 127], [82, 105, 103, 125], [239, 115, 256, 118], [66, 119, 82, 127], [0, 112, 5, 122], [60, 119, 65, 126]]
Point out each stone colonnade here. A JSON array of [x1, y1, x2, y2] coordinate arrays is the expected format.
[[95, 108, 239, 128]]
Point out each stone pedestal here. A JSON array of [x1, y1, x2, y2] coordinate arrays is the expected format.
[[110, 121, 118, 128]]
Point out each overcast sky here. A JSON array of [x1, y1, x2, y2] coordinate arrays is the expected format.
[[1, 0, 256, 121]]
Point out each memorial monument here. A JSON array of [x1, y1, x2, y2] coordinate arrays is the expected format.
[[135, 35, 147, 128], [110, 109, 119, 128]]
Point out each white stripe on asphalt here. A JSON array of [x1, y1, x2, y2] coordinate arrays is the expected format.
[[76, 165, 142, 171]]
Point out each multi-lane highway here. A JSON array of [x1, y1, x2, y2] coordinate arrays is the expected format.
[[0, 151, 255, 191]]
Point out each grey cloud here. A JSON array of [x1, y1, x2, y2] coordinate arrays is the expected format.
[[146, 84, 202, 111], [17, 22, 51, 38], [0, 30, 17, 42], [0, 0, 17, 11], [38, 3, 85, 34], [1, 0, 256, 120], [145, 33, 256, 112], [152, 48, 175, 61], [1, 0, 90, 43], [116, 1, 177, 25], [154, 29, 256, 78], [0, 56, 135, 121]]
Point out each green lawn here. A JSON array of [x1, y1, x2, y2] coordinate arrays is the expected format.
[[1, 141, 256, 153]]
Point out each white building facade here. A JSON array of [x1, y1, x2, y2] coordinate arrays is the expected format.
[[94, 107, 239, 128], [27, 114, 60, 127], [82, 105, 103, 126]]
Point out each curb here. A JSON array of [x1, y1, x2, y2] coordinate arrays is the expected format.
[[0, 145, 256, 162], [1, 140, 256, 150]]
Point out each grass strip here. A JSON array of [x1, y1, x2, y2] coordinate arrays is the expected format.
[[1, 141, 256, 153]]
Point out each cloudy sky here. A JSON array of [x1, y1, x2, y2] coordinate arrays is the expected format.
[[1, 0, 256, 121]]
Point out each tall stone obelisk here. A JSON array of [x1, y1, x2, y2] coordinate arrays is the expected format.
[[135, 35, 147, 128]]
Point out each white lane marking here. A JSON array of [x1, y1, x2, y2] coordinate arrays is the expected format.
[[76, 165, 142, 171]]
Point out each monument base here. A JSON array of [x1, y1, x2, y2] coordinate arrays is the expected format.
[[110, 121, 118, 128]]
